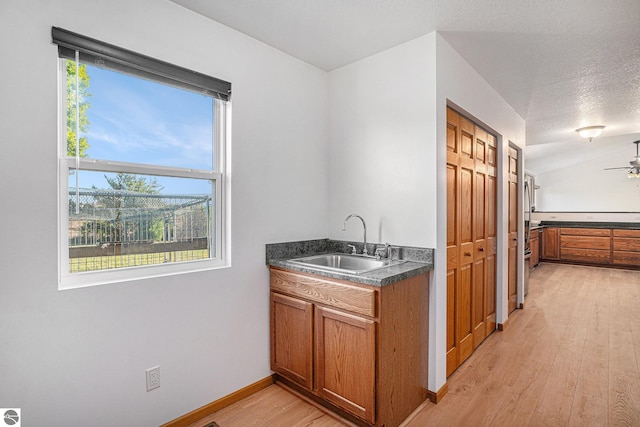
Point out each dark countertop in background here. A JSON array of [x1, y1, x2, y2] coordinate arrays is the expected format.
[[540, 221, 640, 230], [266, 239, 433, 287]]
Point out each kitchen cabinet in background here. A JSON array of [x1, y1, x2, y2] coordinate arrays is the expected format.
[[529, 228, 540, 268], [541, 227, 559, 260], [559, 228, 611, 264], [539, 226, 640, 269], [613, 229, 640, 266]]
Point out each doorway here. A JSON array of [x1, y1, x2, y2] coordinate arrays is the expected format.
[[508, 145, 518, 313]]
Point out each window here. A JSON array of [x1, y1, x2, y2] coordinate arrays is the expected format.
[[53, 27, 231, 289]]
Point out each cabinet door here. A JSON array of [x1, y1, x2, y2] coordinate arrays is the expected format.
[[315, 306, 375, 424], [530, 232, 540, 267], [542, 228, 559, 260], [270, 292, 313, 390]]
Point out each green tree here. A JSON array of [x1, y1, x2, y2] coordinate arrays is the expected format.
[[104, 173, 163, 194], [98, 173, 164, 247], [66, 60, 91, 157]]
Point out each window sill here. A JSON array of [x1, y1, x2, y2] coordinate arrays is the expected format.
[[58, 258, 229, 290]]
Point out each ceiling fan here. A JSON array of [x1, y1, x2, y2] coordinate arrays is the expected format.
[[604, 140, 640, 178]]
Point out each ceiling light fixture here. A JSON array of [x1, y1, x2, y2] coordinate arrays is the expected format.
[[627, 168, 640, 179], [575, 125, 605, 142]]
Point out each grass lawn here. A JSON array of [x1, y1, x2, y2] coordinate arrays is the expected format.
[[69, 249, 210, 272]]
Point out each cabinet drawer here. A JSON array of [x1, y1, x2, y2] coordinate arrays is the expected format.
[[612, 251, 640, 266], [560, 228, 611, 237], [613, 237, 640, 252], [560, 248, 611, 264], [560, 235, 611, 250], [270, 268, 377, 317], [613, 229, 640, 238]]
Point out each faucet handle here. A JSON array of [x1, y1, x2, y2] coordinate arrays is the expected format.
[[375, 243, 391, 259], [347, 244, 357, 254]]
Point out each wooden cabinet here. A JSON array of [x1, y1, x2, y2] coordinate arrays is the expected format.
[[541, 227, 559, 260], [270, 292, 313, 390], [613, 229, 640, 266], [540, 226, 640, 268], [315, 306, 375, 424], [529, 229, 540, 268], [560, 228, 611, 264], [270, 273, 376, 423], [270, 267, 429, 427]]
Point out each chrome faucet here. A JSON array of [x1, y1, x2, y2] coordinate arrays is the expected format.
[[342, 214, 368, 255]]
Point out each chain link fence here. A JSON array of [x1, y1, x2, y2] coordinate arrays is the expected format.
[[68, 188, 213, 272]]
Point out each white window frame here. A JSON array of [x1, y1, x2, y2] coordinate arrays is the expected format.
[[56, 56, 231, 290]]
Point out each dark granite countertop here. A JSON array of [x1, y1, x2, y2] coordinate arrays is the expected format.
[[266, 239, 433, 287], [540, 221, 640, 229]]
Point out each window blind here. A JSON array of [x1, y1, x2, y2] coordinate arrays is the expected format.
[[52, 27, 231, 101]]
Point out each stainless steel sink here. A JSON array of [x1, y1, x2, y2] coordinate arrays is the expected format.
[[287, 253, 404, 274]]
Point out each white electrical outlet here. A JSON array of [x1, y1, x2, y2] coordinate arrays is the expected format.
[[146, 366, 160, 391]]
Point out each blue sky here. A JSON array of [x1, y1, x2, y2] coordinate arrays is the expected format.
[[71, 63, 215, 195]]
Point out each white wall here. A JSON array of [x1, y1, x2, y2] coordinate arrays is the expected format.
[[536, 164, 640, 212], [434, 34, 526, 391], [0, 0, 328, 425], [327, 35, 438, 248], [526, 135, 640, 212]]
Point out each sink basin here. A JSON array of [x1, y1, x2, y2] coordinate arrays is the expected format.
[[287, 253, 404, 274]]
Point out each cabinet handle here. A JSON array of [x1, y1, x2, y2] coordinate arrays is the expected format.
[[478, 247, 484, 252], [464, 252, 471, 257]]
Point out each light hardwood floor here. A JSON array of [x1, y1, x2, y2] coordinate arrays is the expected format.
[[189, 263, 640, 427]]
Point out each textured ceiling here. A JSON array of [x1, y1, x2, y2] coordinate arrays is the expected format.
[[171, 0, 640, 157]]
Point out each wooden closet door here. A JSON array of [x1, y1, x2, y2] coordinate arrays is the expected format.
[[485, 134, 498, 336], [447, 109, 475, 375], [458, 115, 475, 366], [446, 108, 463, 376], [472, 126, 488, 348], [446, 163, 458, 376], [446, 107, 498, 376]]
